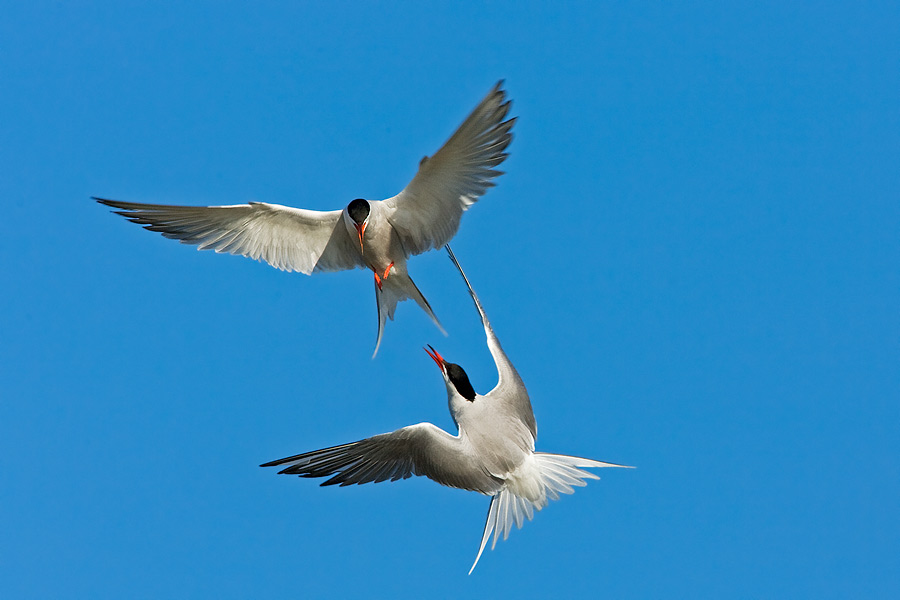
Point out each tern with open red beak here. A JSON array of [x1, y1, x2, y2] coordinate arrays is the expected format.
[[261, 247, 632, 573], [95, 82, 515, 356]]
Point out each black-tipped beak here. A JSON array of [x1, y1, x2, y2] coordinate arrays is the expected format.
[[424, 345, 446, 371]]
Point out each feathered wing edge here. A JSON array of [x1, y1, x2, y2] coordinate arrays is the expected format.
[[468, 454, 633, 575]]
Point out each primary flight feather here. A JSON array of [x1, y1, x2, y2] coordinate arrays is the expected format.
[[96, 81, 515, 356], [261, 247, 631, 573]]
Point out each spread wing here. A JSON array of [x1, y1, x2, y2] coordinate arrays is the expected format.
[[383, 81, 516, 255], [95, 197, 365, 274], [446, 246, 536, 438], [261, 422, 502, 494]]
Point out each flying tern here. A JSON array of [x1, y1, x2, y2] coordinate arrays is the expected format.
[[95, 82, 515, 356], [261, 247, 631, 573]]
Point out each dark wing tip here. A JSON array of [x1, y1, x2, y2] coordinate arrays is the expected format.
[[260, 453, 307, 469], [94, 197, 138, 212], [486, 80, 507, 105]]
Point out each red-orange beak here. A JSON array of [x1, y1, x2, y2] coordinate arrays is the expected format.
[[354, 222, 366, 252], [424, 345, 446, 371]]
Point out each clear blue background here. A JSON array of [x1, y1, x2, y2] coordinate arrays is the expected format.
[[2, 2, 898, 598]]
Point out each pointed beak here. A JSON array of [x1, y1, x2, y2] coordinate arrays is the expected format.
[[354, 222, 366, 252], [424, 345, 446, 372]]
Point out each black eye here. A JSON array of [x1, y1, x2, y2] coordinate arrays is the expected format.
[[446, 363, 476, 401]]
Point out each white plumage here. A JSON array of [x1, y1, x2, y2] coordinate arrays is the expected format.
[[96, 82, 515, 356], [261, 247, 631, 572]]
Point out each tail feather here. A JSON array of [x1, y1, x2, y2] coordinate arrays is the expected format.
[[372, 278, 390, 358], [469, 495, 499, 575], [403, 272, 446, 336], [468, 453, 632, 574], [372, 271, 445, 358]]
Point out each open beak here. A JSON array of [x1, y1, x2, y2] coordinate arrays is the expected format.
[[354, 222, 366, 252], [424, 345, 446, 372]]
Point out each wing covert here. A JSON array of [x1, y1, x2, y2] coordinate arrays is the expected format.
[[384, 81, 516, 255], [95, 197, 364, 274], [260, 422, 502, 493]]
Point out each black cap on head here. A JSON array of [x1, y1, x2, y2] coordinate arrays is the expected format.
[[347, 199, 370, 225], [446, 363, 476, 401]]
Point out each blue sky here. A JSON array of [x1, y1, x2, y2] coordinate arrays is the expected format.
[[2, 2, 898, 598]]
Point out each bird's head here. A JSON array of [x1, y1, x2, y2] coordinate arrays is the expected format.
[[345, 198, 370, 252], [424, 345, 476, 402]]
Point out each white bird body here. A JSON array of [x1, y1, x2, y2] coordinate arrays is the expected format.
[[261, 247, 631, 572], [96, 82, 515, 355]]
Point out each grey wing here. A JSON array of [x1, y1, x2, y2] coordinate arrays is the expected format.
[[382, 81, 516, 255], [260, 422, 502, 494], [446, 246, 536, 437], [95, 197, 364, 274]]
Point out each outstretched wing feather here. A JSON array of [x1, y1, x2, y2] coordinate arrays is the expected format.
[[96, 197, 364, 274], [384, 82, 515, 255], [261, 423, 502, 493]]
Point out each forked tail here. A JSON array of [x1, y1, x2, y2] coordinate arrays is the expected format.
[[373, 271, 446, 357], [468, 453, 632, 574]]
